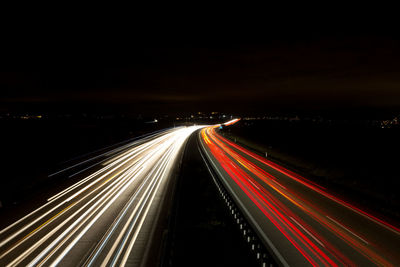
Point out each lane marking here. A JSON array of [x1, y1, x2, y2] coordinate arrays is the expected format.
[[271, 179, 287, 190], [326, 216, 369, 245], [290, 217, 325, 248], [248, 179, 260, 190]]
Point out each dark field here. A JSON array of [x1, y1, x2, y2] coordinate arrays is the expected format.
[[219, 118, 400, 224]]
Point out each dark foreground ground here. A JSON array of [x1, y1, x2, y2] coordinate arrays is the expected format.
[[219, 119, 400, 225], [162, 131, 258, 267]]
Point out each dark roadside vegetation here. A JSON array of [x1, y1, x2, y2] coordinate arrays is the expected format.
[[219, 116, 400, 225], [163, 131, 258, 267]]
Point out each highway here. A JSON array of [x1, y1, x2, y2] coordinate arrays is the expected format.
[[0, 126, 202, 267], [199, 125, 400, 266]]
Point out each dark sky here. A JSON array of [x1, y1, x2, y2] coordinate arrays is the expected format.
[[1, 11, 400, 116]]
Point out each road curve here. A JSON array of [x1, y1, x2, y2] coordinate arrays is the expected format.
[[0, 126, 203, 267], [199, 126, 400, 267]]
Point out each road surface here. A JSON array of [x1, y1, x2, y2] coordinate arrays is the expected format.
[[199, 126, 400, 266], [0, 126, 202, 267]]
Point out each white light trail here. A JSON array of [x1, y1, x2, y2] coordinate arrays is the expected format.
[[0, 126, 203, 267]]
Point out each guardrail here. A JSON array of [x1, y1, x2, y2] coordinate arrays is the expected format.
[[198, 140, 278, 267]]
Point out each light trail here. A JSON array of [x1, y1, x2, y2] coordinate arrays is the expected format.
[[47, 128, 176, 178], [199, 125, 400, 266], [0, 126, 203, 267]]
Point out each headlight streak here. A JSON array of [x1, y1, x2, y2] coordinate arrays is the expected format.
[[100, 132, 173, 166], [1, 140, 155, 243], [119, 136, 192, 266], [30, 137, 181, 266], [52, 139, 177, 267], [108, 145, 175, 267], [47, 128, 180, 178], [0, 126, 203, 267], [83, 150, 171, 266], [200, 126, 400, 266], [47, 133, 168, 203], [1, 142, 149, 252], [48, 129, 180, 203], [62, 134, 170, 204], [84, 132, 194, 267], [38, 168, 145, 267], [6, 164, 144, 267]]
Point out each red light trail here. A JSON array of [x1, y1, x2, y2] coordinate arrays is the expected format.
[[200, 125, 400, 266]]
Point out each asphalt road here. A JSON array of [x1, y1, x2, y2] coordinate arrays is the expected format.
[[0, 126, 202, 267], [199, 126, 400, 266]]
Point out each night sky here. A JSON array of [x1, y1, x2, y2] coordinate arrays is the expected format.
[[1, 11, 400, 117]]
